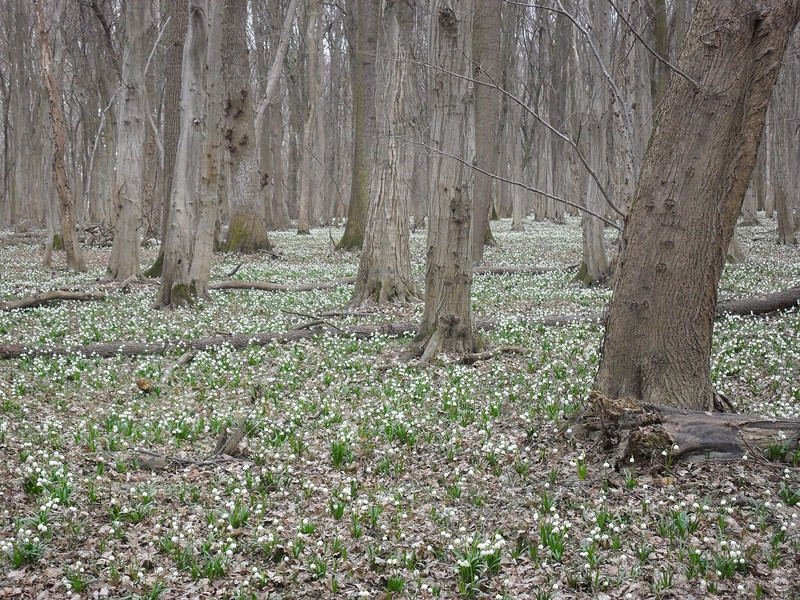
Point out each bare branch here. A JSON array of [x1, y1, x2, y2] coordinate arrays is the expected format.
[[604, 0, 699, 89], [143, 16, 171, 170], [410, 56, 625, 218], [397, 136, 621, 230]]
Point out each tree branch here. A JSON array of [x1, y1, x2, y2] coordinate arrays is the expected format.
[[397, 135, 622, 229]]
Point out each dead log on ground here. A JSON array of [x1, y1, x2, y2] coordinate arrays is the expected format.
[[0, 321, 421, 360], [717, 286, 800, 316], [575, 391, 800, 469], [0, 289, 106, 311], [208, 276, 356, 292], [473, 265, 576, 275], [1, 286, 797, 359]]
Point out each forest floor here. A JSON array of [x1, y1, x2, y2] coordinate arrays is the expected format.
[[0, 216, 799, 600]]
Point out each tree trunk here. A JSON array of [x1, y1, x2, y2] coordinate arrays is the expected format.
[[156, 0, 209, 308], [350, 0, 417, 306], [34, 0, 85, 272], [574, 0, 610, 285], [405, 1, 480, 362], [296, 0, 320, 236], [145, 0, 188, 278], [189, 0, 223, 298], [595, 0, 800, 412], [108, 0, 151, 279], [470, 0, 501, 264], [336, 0, 378, 250], [221, 0, 271, 253]]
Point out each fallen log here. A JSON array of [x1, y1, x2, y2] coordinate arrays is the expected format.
[[575, 391, 800, 468], [473, 265, 576, 275], [717, 286, 800, 316], [0, 321, 421, 360], [208, 276, 356, 292], [0, 289, 106, 311]]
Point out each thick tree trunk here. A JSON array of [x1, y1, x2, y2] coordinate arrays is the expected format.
[[350, 0, 417, 306], [596, 0, 800, 411], [337, 0, 378, 250], [405, 1, 480, 362], [146, 0, 188, 278], [156, 1, 209, 308], [221, 0, 271, 253], [34, 0, 85, 272], [108, 0, 150, 279]]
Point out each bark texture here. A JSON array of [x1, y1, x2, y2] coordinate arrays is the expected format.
[[296, 0, 320, 235], [337, 0, 379, 250], [405, 0, 480, 362], [34, 0, 85, 272], [470, 0, 501, 264], [577, 392, 800, 468], [157, 1, 209, 307], [108, 0, 151, 279], [147, 0, 187, 278], [596, 0, 800, 411], [222, 0, 271, 253], [350, 0, 417, 305]]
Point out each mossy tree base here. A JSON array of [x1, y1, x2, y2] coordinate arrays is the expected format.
[[573, 260, 610, 287], [349, 272, 416, 307], [335, 229, 363, 250], [224, 210, 272, 253], [143, 250, 164, 278]]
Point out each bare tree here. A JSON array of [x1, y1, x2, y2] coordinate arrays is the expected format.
[[156, 0, 214, 307], [350, 0, 418, 305], [296, 0, 320, 235], [596, 0, 800, 411], [221, 0, 272, 253], [336, 0, 378, 250], [405, 1, 481, 362], [34, 0, 85, 272], [470, 0, 501, 263], [107, 0, 151, 279]]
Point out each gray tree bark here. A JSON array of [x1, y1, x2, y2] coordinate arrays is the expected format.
[[108, 0, 151, 279], [157, 0, 210, 307], [405, 0, 481, 362], [350, 0, 417, 306], [34, 0, 85, 272], [337, 0, 378, 250], [221, 0, 271, 253], [470, 0, 501, 263]]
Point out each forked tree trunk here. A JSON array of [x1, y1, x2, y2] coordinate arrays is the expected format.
[[34, 0, 85, 272], [108, 0, 150, 279], [595, 0, 800, 412], [156, 0, 209, 307], [404, 1, 480, 362], [350, 0, 417, 306]]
